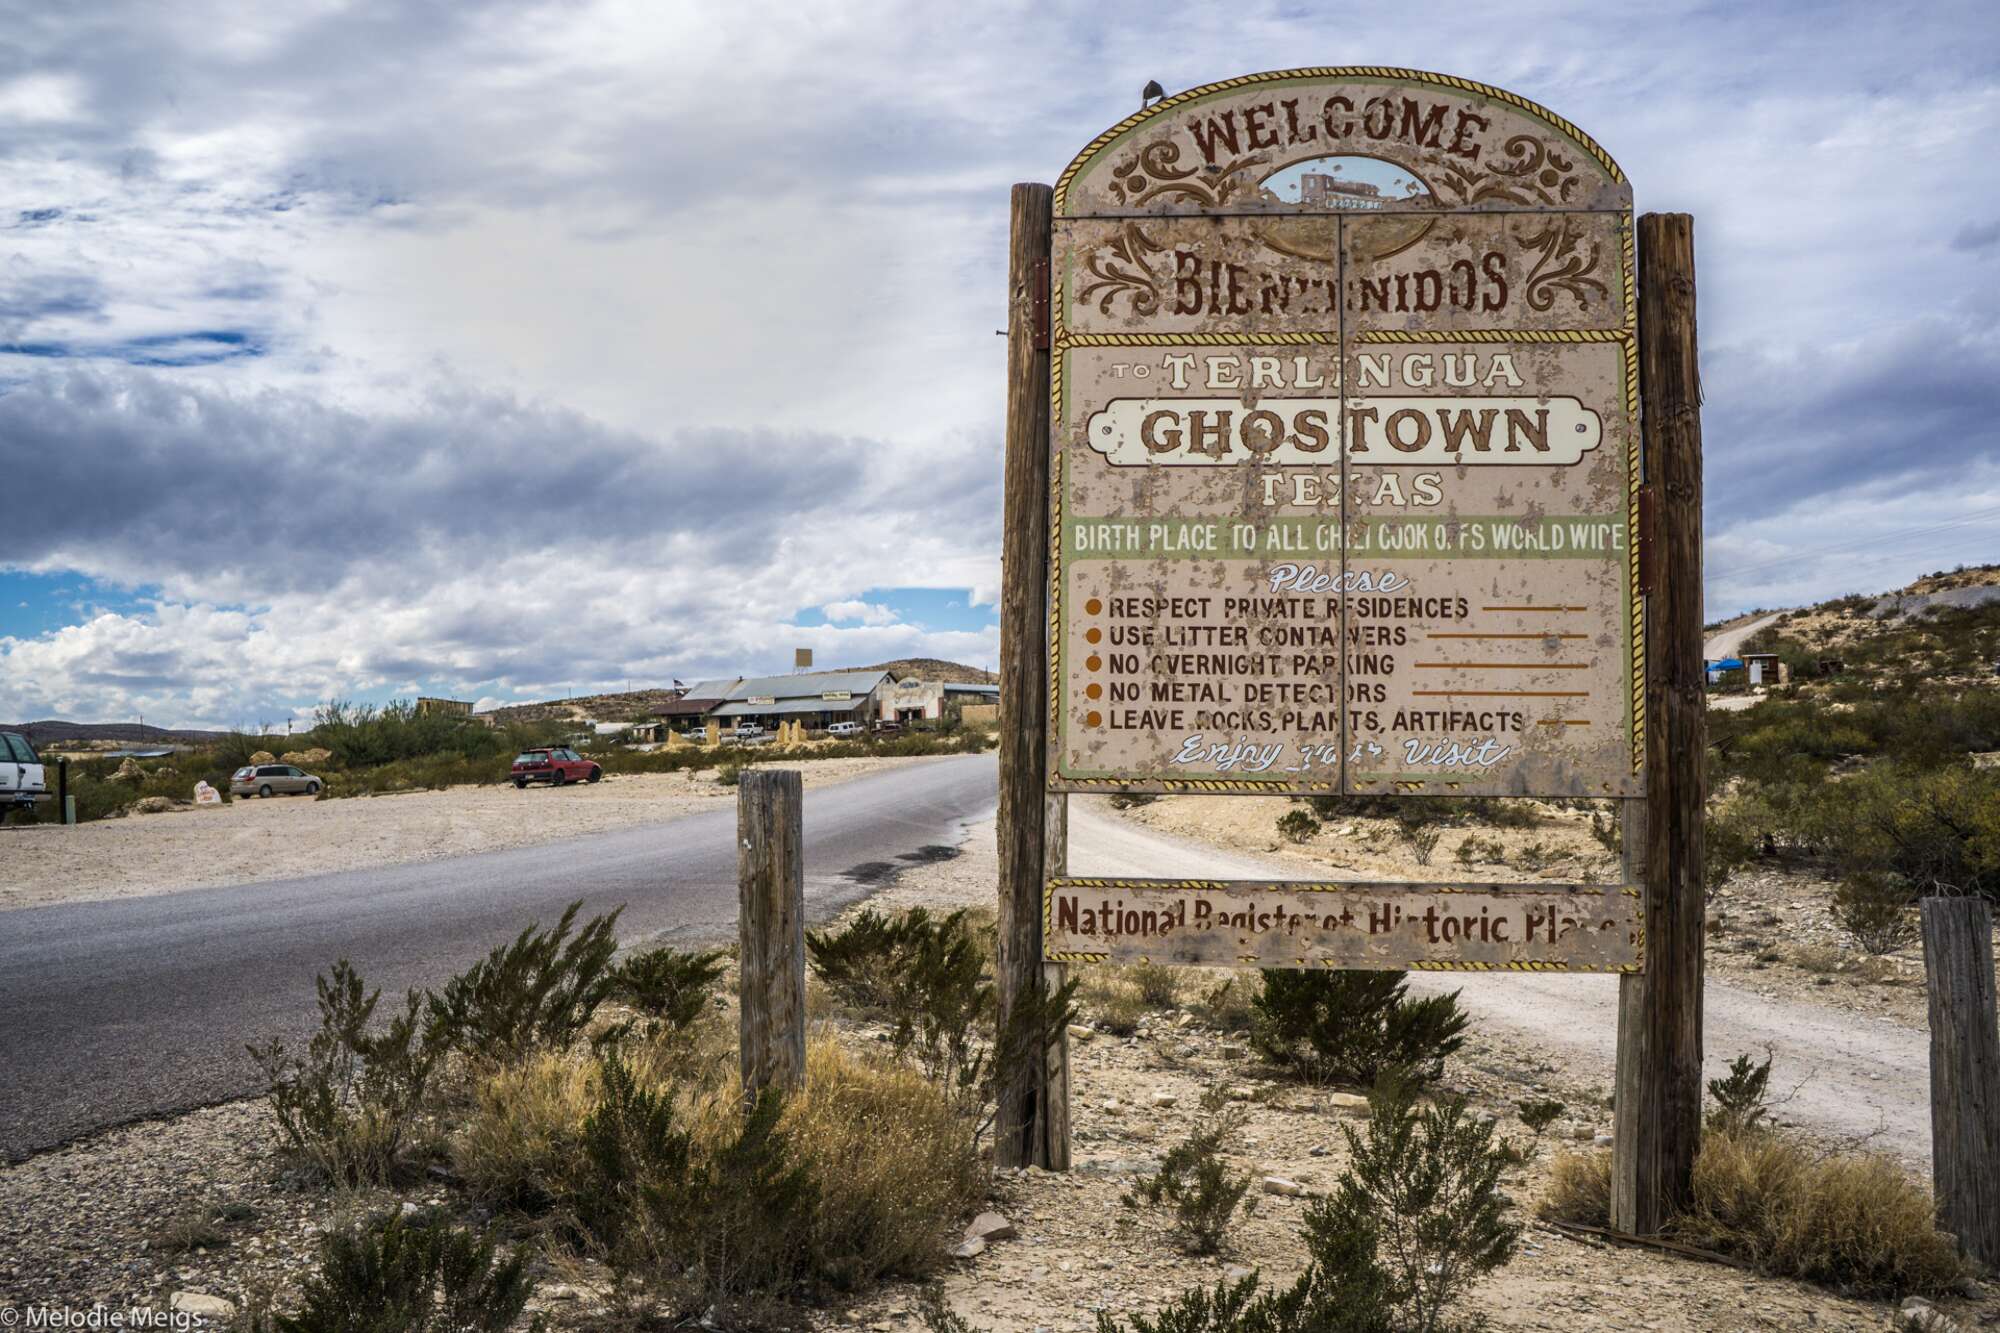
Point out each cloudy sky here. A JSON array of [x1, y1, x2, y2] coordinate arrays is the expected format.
[[2, 1, 1996, 728]]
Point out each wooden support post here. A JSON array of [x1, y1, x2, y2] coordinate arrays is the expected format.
[[1611, 212, 1706, 1235], [996, 181, 1066, 1169], [1041, 791, 1071, 1171], [1921, 896, 2000, 1267], [59, 757, 70, 824], [738, 768, 805, 1104]]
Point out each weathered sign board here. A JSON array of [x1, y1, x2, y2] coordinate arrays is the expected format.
[[1045, 877, 1640, 970], [1049, 67, 1640, 803], [1041, 68, 1642, 972]]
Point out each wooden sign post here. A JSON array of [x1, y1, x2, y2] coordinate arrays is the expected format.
[[998, 68, 1704, 1225], [739, 768, 805, 1103]]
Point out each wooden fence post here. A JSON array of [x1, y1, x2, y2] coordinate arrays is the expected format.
[[995, 181, 1066, 1169], [1611, 212, 1706, 1234], [738, 768, 805, 1104], [1922, 895, 2000, 1267]]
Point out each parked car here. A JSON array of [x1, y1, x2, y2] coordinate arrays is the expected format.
[[231, 763, 323, 798], [734, 722, 765, 738], [511, 747, 601, 787], [826, 721, 864, 738], [0, 731, 49, 821], [872, 718, 902, 733]]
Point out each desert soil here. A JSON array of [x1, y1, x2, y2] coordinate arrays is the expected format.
[[2, 811, 1988, 1331], [0, 756, 933, 913]]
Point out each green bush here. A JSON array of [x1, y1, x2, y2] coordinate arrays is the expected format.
[[609, 946, 727, 1030], [248, 960, 440, 1185], [1127, 1088, 1251, 1254], [1251, 971, 1468, 1088], [1276, 809, 1321, 843], [1098, 1080, 1516, 1333], [426, 902, 622, 1062], [1831, 871, 1915, 954], [807, 907, 991, 1089], [1707, 1051, 1773, 1135], [254, 1208, 537, 1333]]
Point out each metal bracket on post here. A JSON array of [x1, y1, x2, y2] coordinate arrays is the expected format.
[[1030, 257, 1051, 351]]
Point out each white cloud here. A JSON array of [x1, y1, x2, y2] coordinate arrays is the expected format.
[[820, 600, 899, 627], [2, 0, 1997, 723]]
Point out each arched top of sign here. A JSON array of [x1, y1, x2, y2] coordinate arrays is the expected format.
[[1055, 67, 1628, 218]]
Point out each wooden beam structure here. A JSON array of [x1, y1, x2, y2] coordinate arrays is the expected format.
[[1612, 212, 1706, 1234], [994, 181, 1065, 1169]]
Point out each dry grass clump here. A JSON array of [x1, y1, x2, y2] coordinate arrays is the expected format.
[[1538, 1130, 1964, 1297], [1541, 1147, 1611, 1225], [695, 1038, 987, 1288], [1075, 963, 1182, 1036], [1679, 1128, 1964, 1296]]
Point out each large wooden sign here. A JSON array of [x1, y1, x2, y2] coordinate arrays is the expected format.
[[1049, 68, 1640, 801]]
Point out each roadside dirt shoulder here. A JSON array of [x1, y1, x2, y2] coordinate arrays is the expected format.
[[0, 756, 942, 912]]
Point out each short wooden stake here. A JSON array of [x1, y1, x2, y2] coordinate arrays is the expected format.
[[1611, 212, 1706, 1235], [1922, 895, 2000, 1267], [995, 180, 1067, 1170], [738, 768, 805, 1103]]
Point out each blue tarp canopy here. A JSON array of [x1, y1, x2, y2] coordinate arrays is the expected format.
[[1708, 658, 1744, 671]]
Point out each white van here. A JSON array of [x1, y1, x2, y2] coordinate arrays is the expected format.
[[827, 721, 864, 738], [1, 732, 49, 822]]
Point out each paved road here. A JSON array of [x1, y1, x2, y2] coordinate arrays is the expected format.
[[1065, 802, 1929, 1165], [0, 755, 998, 1161]]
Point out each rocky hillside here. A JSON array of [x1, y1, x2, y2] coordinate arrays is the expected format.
[[0, 720, 230, 748], [1744, 563, 2000, 686]]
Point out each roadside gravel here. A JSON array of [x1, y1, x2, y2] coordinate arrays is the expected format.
[[0, 756, 923, 912]]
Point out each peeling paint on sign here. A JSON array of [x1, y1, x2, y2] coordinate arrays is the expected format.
[[1048, 69, 1639, 800]]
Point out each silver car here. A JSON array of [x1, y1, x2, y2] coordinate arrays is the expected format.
[[230, 763, 323, 798]]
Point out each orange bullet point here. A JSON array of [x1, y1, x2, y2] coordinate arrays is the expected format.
[[1085, 710, 1103, 727], [1085, 597, 1103, 615], [1085, 683, 1103, 700], [1086, 654, 1102, 671], [1085, 627, 1102, 644]]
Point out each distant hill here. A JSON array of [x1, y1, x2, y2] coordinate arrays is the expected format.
[[845, 658, 998, 685], [478, 688, 687, 726], [1744, 563, 2000, 687], [1, 720, 231, 748]]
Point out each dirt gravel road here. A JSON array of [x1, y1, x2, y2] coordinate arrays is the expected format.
[[1067, 798, 1930, 1165]]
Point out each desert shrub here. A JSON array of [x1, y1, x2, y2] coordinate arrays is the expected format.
[[1276, 809, 1321, 843], [248, 959, 440, 1186], [1127, 1088, 1251, 1254], [1678, 1127, 1965, 1297], [1194, 975, 1257, 1034], [254, 1208, 537, 1333], [807, 907, 991, 1088], [1306, 794, 1404, 821], [1309, 1078, 1518, 1332], [1398, 824, 1442, 866], [1100, 1079, 1516, 1333], [1516, 1097, 1565, 1158], [1083, 978, 1148, 1037], [609, 946, 726, 1030], [1129, 960, 1181, 1009], [1109, 792, 1159, 810], [1706, 1052, 1772, 1135], [426, 901, 622, 1061], [1251, 971, 1468, 1088], [1830, 871, 1915, 954], [714, 763, 743, 786]]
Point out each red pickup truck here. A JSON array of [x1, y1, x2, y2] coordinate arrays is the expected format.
[[511, 747, 602, 787]]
